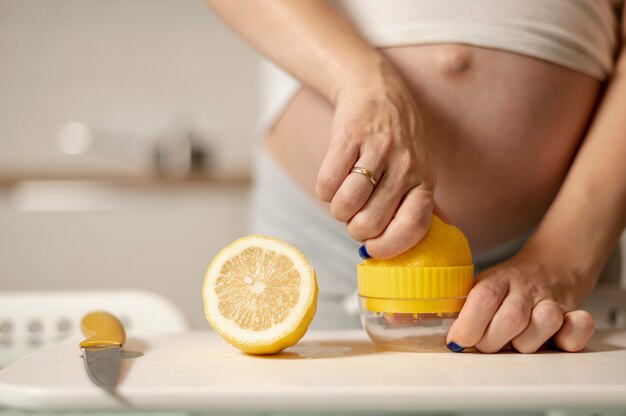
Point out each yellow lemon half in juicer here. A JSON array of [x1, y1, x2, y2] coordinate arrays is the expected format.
[[357, 215, 474, 351], [203, 235, 318, 355], [364, 214, 473, 268]]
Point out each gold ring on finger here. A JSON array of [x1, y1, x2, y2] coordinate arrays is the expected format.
[[350, 166, 378, 187]]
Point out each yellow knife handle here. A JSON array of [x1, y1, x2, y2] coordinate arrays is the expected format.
[[80, 311, 126, 348]]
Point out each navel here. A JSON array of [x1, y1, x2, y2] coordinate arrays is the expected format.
[[437, 45, 472, 76]]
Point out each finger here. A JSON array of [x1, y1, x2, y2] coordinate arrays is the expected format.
[[446, 277, 508, 352], [553, 310, 595, 352], [316, 136, 359, 203], [347, 149, 427, 243], [359, 186, 432, 258], [433, 203, 450, 223], [346, 172, 406, 242], [511, 300, 564, 354], [474, 292, 533, 353], [330, 155, 383, 223]]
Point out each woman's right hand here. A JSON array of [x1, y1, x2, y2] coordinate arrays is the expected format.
[[316, 62, 436, 259]]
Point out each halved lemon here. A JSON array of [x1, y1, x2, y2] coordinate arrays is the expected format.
[[363, 215, 472, 267], [203, 235, 318, 354]]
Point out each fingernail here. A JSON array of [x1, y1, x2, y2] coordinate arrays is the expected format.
[[447, 341, 465, 353], [358, 245, 372, 259]]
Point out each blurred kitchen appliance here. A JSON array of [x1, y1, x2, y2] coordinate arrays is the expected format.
[[56, 121, 211, 178]]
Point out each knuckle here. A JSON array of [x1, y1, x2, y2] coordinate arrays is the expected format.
[[469, 284, 502, 308], [500, 304, 529, 330], [350, 212, 385, 238], [378, 137, 393, 157], [396, 151, 417, 178], [330, 192, 367, 223], [557, 311, 595, 352], [576, 311, 596, 333], [533, 303, 563, 329], [346, 124, 369, 144], [347, 227, 364, 242], [410, 211, 431, 234]]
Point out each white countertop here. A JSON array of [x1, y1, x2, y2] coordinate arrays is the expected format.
[[1, 329, 625, 412]]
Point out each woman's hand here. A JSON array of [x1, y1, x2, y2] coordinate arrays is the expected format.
[[446, 250, 596, 353], [206, 1, 438, 259], [316, 63, 436, 259]]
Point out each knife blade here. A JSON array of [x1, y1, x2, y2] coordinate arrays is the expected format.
[[80, 311, 126, 392]]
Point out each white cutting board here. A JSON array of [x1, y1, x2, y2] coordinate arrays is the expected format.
[[1, 329, 626, 412]]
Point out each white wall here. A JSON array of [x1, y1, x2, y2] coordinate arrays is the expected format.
[[0, 0, 263, 329], [0, 0, 261, 174], [0, 184, 250, 330]]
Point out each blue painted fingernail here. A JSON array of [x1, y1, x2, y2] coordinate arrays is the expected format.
[[447, 341, 465, 353], [358, 245, 372, 259]]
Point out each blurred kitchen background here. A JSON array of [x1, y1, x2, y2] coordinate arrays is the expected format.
[[0, 0, 260, 333], [1, 0, 625, 363]]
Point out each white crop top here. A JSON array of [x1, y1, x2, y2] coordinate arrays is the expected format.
[[259, 0, 623, 131]]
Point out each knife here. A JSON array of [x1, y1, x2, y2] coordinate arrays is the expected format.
[[80, 311, 126, 392]]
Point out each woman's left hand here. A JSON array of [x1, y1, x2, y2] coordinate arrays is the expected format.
[[446, 251, 596, 353]]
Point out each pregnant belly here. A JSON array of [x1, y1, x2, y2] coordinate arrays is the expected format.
[[265, 44, 601, 252]]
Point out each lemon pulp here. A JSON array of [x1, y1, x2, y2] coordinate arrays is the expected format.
[[203, 235, 318, 354], [215, 246, 301, 330]]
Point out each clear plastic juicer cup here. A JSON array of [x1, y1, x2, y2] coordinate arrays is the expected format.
[[357, 264, 474, 352]]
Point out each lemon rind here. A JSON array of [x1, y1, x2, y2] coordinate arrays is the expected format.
[[202, 235, 318, 354]]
